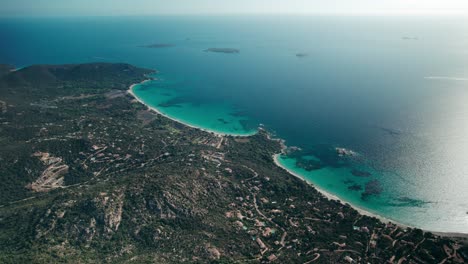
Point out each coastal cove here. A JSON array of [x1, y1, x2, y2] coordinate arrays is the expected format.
[[129, 78, 467, 235], [129, 79, 398, 224], [130, 79, 258, 137], [274, 153, 466, 238]]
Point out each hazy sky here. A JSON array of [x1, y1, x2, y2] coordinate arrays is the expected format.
[[2, 0, 468, 17]]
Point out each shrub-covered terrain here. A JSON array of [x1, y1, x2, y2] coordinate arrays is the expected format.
[[0, 63, 466, 263]]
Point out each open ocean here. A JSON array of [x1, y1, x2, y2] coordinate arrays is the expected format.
[[1, 15, 468, 233]]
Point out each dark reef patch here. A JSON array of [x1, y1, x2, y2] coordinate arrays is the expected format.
[[379, 126, 402, 136], [218, 118, 230, 124], [295, 157, 322, 171], [239, 119, 256, 131], [348, 184, 362, 191], [343, 179, 355, 185], [230, 110, 248, 117], [388, 197, 430, 207], [361, 180, 383, 200], [351, 169, 372, 177], [158, 102, 182, 108]]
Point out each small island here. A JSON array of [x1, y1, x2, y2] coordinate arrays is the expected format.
[[336, 147, 356, 157], [140, 43, 175, 48], [296, 53, 308, 58], [402, 36, 419, 41], [204, 48, 240, 54]]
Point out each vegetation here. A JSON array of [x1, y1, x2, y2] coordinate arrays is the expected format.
[[0, 63, 466, 263]]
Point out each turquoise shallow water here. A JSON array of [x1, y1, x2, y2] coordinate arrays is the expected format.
[[275, 155, 457, 231], [132, 77, 257, 136], [1, 16, 468, 232]]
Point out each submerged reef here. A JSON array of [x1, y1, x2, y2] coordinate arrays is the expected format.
[[351, 169, 372, 177], [361, 180, 383, 200]]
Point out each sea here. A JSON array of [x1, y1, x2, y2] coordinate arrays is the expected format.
[[1, 15, 467, 233]]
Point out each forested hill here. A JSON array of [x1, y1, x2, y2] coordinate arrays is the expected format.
[[0, 63, 466, 263], [0, 63, 154, 102]]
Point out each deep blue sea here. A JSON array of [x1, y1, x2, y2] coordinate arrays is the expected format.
[[1, 15, 467, 232]]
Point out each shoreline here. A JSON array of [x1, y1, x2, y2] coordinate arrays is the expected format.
[[128, 79, 258, 138], [128, 79, 468, 238], [272, 154, 398, 224], [273, 154, 468, 238]]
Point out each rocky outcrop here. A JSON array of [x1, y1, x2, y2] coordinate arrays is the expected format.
[[205, 244, 221, 260], [0, 100, 6, 113], [94, 191, 125, 234], [336, 147, 357, 157], [28, 152, 68, 192]]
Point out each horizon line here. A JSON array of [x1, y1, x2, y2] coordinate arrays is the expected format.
[[1, 10, 468, 18]]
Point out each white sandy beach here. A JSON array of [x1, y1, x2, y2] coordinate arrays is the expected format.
[[275, 154, 468, 239], [272, 154, 399, 224], [128, 79, 257, 138]]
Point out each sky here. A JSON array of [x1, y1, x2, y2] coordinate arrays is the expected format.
[[1, 0, 468, 17]]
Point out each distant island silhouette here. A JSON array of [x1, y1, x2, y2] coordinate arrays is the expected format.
[[140, 43, 175, 48], [204, 48, 240, 54]]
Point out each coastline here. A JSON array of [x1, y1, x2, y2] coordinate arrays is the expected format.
[[128, 79, 468, 238], [128, 79, 258, 138], [273, 154, 468, 238], [272, 154, 399, 225]]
